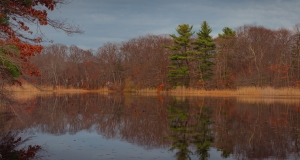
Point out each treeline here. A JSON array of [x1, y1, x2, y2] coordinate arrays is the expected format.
[[26, 23, 300, 90], [27, 35, 172, 90]]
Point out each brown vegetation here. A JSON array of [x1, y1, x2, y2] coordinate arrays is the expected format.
[[19, 24, 300, 93]]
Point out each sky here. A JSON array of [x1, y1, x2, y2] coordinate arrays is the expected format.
[[41, 0, 300, 50]]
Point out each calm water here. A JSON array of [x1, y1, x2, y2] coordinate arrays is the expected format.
[[1, 93, 300, 160]]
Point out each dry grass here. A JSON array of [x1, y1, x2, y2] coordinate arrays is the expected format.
[[6, 81, 300, 100], [135, 88, 157, 93], [5, 82, 110, 101], [164, 86, 235, 97], [4, 83, 300, 105], [5, 83, 41, 92], [161, 86, 300, 97], [236, 86, 300, 96]]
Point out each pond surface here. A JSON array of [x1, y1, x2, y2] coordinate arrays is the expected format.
[[1, 93, 300, 160]]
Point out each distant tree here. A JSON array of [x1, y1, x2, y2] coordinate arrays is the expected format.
[[234, 25, 276, 87], [193, 21, 216, 87], [121, 35, 171, 90], [215, 27, 236, 88], [292, 24, 300, 80], [164, 24, 195, 87], [218, 27, 235, 38]]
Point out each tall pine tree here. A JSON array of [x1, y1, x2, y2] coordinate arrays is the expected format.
[[164, 24, 195, 87], [193, 21, 216, 87]]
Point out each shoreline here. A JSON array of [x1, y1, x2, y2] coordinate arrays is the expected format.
[[5, 83, 300, 100], [2, 83, 300, 105]]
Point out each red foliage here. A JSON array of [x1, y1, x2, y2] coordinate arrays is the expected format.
[[269, 64, 290, 74], [0, 0, 58, 83], [0, 133, 41, 160], [18, 145, 42, 160], [0, 0, 82, 84], [156, 83, 164, 93]]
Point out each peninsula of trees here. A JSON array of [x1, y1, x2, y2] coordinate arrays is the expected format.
[[25, 22, 300, 91]]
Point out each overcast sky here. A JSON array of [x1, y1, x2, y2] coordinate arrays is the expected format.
[[41, 0, 300, 50]]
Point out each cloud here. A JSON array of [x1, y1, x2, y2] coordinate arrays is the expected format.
[[84, 13, 116, 24], [40, 0, 300, 50]]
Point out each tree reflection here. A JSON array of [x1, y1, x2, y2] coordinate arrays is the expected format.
[[167, 98, 214, 160], [2, 94, 300, 159], [192, 105, 213, 160], [167, 98, 192, 160]]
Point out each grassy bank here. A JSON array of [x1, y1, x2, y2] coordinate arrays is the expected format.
[[5, 82, 300, 100], [133, 86, 300, 98], [4, 83, 109, 101], [163, 86, 300, 97]]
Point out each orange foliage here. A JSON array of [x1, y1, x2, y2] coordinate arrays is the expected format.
[[217, 74, 235, 88], [0, 0, 62, 83], [156, 83, 164, 93], [269, 64, 290, 74], [18, 145, 42, 160], [0, 0, 83, 86], [2, 135, 41, 160]]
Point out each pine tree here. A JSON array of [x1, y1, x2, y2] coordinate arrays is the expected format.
[[193, 21, 216, 86], [164, 24, 195, 87]]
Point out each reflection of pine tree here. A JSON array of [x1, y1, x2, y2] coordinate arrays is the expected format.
[[192, 106, 214, 160], [167, 98, 214, 160], [167, 98, 192, 160]]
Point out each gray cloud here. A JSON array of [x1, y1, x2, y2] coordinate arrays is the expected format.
[[40, 0, 300, 50]]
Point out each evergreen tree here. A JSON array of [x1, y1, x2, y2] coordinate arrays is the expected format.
[[0, 45, 20, 83], [164, 24, 195, 87], [215, 27, 236, 88], [193, 21, 216, 85], [218, 27, 235, 38]]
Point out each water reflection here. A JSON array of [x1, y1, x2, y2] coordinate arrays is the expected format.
[[167, 98, 214, 160], [1, 93, 300, 159]]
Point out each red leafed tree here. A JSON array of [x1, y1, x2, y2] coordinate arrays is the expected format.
[[0, 0, 83, 85]]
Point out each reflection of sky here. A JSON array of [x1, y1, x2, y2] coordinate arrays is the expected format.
[[21, 129, 230, 160]]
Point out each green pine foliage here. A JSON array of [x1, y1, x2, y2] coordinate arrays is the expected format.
[[0, 46, 20, 78], [164, 24, 195, 88], [165, 22, 216, 88], [218, 27, 235, 38], [194, 21, 216, 82], [0, 14, 9, 26]]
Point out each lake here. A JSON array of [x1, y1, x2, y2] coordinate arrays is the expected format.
[[1, 93, 300, 160]]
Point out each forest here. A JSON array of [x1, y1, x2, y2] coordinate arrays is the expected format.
[[1, 0, 300, 92], [23, 22, 300, 91]]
